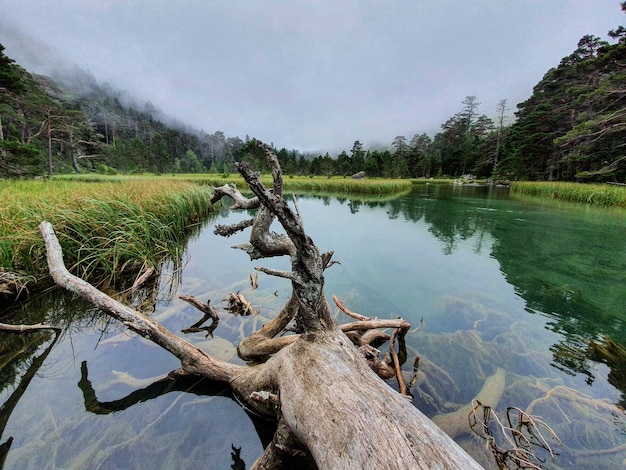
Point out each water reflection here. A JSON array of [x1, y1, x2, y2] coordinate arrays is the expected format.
[[1, 187, 625, 469], [367, 187, 626, 402], [0, 329, 59, 468], [298, 186, 626, 467]]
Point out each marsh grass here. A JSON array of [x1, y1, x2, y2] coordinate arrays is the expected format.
[[55, 173, 415, 194], [511, 181, 626, 208], [282, 176, 413, 194], [1, 178, 215, 289]]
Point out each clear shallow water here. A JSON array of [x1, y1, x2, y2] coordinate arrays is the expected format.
[[1, 185, 626, 469]]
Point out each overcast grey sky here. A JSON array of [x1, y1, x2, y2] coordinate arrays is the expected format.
[[1, 1, 624, 153]]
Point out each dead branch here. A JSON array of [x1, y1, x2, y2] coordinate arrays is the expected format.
[[237, 293, 299, 361], [178, 294, 220, 321], [214, 218, 254, 237], [469, 400, 562, 469], [389, 327, 410, 398], [339, 318, 411, 333], [0, 322, 61, 333], [130, 266, 155, 292], [332, 294, 370, 321], [39, 220, 242, 382], [211, 183, 260, 209], [254, 266, 299, 282]]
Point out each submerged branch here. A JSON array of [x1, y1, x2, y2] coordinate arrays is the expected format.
[[0, 322, 61, 333]]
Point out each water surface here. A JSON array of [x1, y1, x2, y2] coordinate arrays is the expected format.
[[1, 185, 625, 469]]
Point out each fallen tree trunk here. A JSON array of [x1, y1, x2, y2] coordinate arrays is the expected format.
[[39, 140, 484, 469]]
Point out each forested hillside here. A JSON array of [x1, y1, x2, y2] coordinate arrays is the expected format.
[[0, 44, 252, 176], [1, 9, 625, 181], [500, 28, 626, 181]]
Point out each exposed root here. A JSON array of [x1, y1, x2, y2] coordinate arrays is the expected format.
[[469, 400, 562, 470], [390, 327, 411, 398], [359, 345, 396, 379]]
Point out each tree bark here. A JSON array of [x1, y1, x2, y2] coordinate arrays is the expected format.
[[38, 139, 484, 469]]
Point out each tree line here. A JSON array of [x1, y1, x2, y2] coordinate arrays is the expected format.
[[1, 8, 625, 181]]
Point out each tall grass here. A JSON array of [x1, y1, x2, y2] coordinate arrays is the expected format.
[[54, 173, 420, 194], [511, 181, 626, 208], [282, 176, 413, 194], [0, 178, 215, 288]]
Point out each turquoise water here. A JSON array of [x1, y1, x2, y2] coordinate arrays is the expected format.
[[1, 185, 625, 468]]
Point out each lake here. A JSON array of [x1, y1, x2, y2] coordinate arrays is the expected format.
[[1, 184, 625, 469]]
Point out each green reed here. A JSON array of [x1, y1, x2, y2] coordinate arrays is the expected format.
[[1, 178, 216, 288], [511, 181, 626, 208]]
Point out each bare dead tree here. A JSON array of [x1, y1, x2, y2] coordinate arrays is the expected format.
[[39, 140, 484, 469]]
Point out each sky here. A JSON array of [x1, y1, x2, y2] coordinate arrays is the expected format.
[[0, 1, 624, 154]]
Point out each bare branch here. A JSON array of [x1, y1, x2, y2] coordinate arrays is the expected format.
[[255, 266, 299, 282], [0, 322, 61, 333], [333, 295, 371, 321], [178, 294, 220, 321], [214, 218, 254, 237], [390, 327, 410, 398], [339, 318, 411, 332], [39, 220, 242, 381], [211, 183, 260, 210]]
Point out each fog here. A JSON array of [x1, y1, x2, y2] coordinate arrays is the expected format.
[[1, 1, 623, 153]]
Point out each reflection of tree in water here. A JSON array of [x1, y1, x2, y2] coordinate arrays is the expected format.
[[353, 186, 626, 404], [0, 329, 59, 468], [489, 208, 626, 405], [0, 250, 193, 467], [77, 360, 276, 451], [380, 185, 500, 254]]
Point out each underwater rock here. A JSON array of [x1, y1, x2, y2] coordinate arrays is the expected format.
[[432, 367, 506, 438]]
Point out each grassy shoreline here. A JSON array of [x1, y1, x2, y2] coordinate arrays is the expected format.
[[511, 181, 626, 208], [1, 178, 216, 299]]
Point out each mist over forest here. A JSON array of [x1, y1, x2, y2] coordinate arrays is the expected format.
[[1, 11, 625, 181]]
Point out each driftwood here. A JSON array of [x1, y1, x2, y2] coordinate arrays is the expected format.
[[178, 294, 220, 322], [0, 322, 61, 333], [39, 140, 484, 469]]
